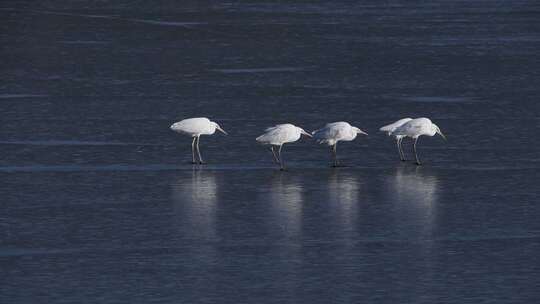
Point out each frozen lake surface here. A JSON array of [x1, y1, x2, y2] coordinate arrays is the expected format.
[[1, 1, 540, 303]]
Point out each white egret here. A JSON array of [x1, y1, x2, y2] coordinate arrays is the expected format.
[[312, 122, 368, 167], [391, 117, 446, 165], [256, 124, 312, 170], [379, 118, 413, 161], [170, 117, 227, 164]]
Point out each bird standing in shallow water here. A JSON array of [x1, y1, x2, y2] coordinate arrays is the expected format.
[[379, 118, 413, 161], [170, 117, 227, 164], [312, 122, 368, 167], [256, 123, 312, 170], [391, 117, 446, 165]]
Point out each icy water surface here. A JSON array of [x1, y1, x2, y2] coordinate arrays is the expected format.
[[1, 1, 540, 303]]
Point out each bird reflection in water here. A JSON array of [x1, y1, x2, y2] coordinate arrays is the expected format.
[[386, 165, 441, 298], [266, 172, 304, 239], [387, 164, 440, 240], [171, 169, 218, 241], [327, 170, 361, 235]]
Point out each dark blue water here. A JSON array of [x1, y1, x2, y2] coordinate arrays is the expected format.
[[1, 1, 540, 303]]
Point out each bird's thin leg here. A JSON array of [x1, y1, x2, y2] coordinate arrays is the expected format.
[[196, 136, 204, 164], [191, 136, 197, 164], [332, 143, 339, 167], [397, 137, 405, 161], [413, 137, 421, 165], [278, 144, 285, 170], [400, 138, 407, 161], [270, 146, 280, 164]]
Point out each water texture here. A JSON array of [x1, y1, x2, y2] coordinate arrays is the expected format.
[[1, 1, 539, 303]]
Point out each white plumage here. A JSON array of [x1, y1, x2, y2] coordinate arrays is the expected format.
[[391, 117, 446, 165], [379, 118, 413, 136], [312, 122, 368, 166], [379, 118, 413, 161], [170, 117, 227, 164], [256, 123, 312, 170]]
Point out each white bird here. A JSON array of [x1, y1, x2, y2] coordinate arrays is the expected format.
[[312, 122, 368, 167], [256, 123, 312, 170], [391, 117, 446, 165], [170, 117, 227, 164], [379, 118, 413, 161]]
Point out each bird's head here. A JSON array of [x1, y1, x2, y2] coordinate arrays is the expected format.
[[352, 127, 368, 136], [432, 123, 446, 141], [298, 127, 312, 138], [213, 122, 228, 135]]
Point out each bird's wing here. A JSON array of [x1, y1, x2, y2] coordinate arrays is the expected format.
[[379, 123, 395, 133], [392, 121, 422, 136], [257, 125, 291, 144], [173, 118, 210, 135], [380, 118, 412, 134], [313, 124, 343, 144], [265, 124, 289, 132]]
